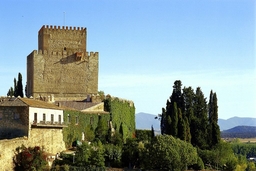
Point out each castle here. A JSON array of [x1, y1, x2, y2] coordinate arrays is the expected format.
[[27, 25, 99, 101], [0, 25, 135, 170]]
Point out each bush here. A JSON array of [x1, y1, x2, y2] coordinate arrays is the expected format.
[[13, 145, 48, 171]]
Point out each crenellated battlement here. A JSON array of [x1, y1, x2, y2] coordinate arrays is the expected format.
[[29, 50, 98, 58], [39, 25, 86, 33]]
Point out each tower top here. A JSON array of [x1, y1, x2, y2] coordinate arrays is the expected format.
[[38, 25, 87, 53], [39, 25, 86, 32]]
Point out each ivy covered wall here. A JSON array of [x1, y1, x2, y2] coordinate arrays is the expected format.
[[62, 110, 110, 147], [104, 96, 136, 141], [62, 96, 135, 147]]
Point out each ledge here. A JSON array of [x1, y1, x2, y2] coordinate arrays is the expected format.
[[31, 121, 68, 128]]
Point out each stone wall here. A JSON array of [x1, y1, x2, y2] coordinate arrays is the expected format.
[[0, 106, 29, 139], [27, 50, 98, 100], [38, 25, 87, 53], [0, 128, 65, 171]]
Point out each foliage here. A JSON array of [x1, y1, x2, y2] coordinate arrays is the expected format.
[[122, 138, 141, 167], [75, 141, 105, 168], [84, 125, 95, 142], [90, 141, 105, 167], [145, 135, 198, 171], [95, 116, 108, 143], [104, 96, 135, 142], [63, 110, 110, 147], [76, 142, 91, 166], [7, 86, 14, 96], [17, 73, 24, 97], [104, 144, 122, 167], [159, 80, 220, 150], [198, 140, 238, 170], [135, 130, 153, 143], [7, 73, 24, 97], [231, 142, 256, 158], [13, 145, 48, 171]]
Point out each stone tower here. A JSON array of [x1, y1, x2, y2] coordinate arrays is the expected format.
[[27, 25, 98, 101]]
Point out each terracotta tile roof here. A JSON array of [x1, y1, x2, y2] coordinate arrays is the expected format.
[[0, 97, 109, 114], [0, 97, 62, 110], [21, 98, 62, 110], [55, 101, 101, 111], [0, 97, 27, 106]]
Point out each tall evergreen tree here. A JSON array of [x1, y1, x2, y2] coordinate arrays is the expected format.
[[170, 102, 178, 137], [184, 116, 191, 143], [166, 115, 172, 135], [190, 87, 208, 149], [151, 125, 155, 139], [208, 92, 220, 147], [182, 87, 195, 123], [160, 108, 167, 135], [170, 80, 184, 111], [7, 87, 14, 97], [17, 73, 24, 97], [178, 108, 186, 141], [14, 78, 18, 97]]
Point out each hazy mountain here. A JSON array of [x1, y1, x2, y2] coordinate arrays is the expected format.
[[136, 113, 256, 131], [219, 117, 256, 131], [221, 126, 256, 138], [222, 126, 256, 133], [136, 112, 160, 131]]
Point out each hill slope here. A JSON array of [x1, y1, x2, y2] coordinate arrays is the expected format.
[[219, 117, 256, 131], [221, 126, 256, 138], [136, 112, 160, 130]]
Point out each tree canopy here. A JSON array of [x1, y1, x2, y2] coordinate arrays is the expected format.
[[160, 80, 220, 149]]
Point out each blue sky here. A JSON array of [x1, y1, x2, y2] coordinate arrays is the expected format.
[[0, 0, 255, 119]]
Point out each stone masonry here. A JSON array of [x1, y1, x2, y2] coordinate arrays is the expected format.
[[0, 128, 65, 171], [27, 25, 99, 101]]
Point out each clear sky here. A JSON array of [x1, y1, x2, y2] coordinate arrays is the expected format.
[[0, 0, 255, 119]]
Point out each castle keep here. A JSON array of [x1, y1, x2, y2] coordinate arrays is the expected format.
[[27, 25, 99, 101]]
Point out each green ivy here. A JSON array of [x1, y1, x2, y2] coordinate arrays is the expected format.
[[104, 96, 136, 142], [63, 110, 110, 147], [62, 96, 135, 147]]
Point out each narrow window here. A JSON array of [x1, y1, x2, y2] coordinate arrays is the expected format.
[[51, 114, 54, 123], [43, 113, 46, 122], [34, 113, 37, 123], [64, 47, 66, 51], [58, 115, 61, 124]]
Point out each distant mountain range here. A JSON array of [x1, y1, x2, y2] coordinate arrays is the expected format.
[[221, 126, 256, 138], [136, 112, 256, 131]]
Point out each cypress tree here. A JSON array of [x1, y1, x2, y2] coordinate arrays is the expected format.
[[17, 73, 24, 97], [178, 108, 186, 141], [191, 87, 208, 149], [151, 125, 155, 139], [170, 102, 178, 137], [170, 80, 184, 111], [14, 78, 18, 97], [184, 116, 191, 143], [211, 92, 220, 146], [160, 108, 167, 135], [7, 87, 14, 97], [166, 115, 172, 135]]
